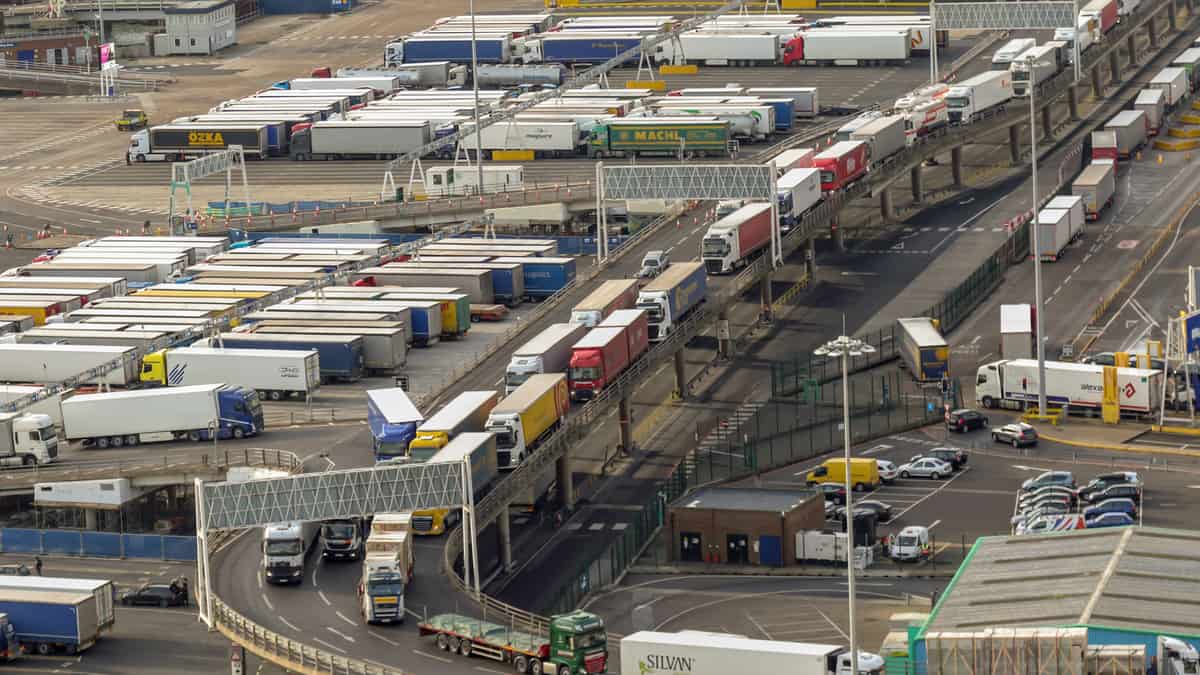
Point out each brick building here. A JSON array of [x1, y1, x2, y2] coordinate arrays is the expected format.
[[668, 485, 824, 567], [0, 32, 92, 66]]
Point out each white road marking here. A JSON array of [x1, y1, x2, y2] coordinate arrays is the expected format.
[[336, 611, 357, 627], [861, 443, 892, 455], [279, 616, 301, 632], [414, 649, 453, 663], [927, 519, 942, 530], [745, 611, 773, 640], [318, 590, 332, 606], [80, 218, 102, 224], [313, 637, 347, 654], [327, 626, 356, 643], [371, 631, 401, 646], [261, 593, 273, 611], [1012, 464, 1050, 472], [891, 467, 972, 521]]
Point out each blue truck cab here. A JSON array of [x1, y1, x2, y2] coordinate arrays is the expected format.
[[367, 388, 424, 462], [218, 385, 264, 439]]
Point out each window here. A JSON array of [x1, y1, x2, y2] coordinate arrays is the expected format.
[[190, 38, 197, 46], [175, 38, 181, 47]]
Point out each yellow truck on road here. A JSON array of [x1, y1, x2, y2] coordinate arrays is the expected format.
[[115, 109, 148, 131]]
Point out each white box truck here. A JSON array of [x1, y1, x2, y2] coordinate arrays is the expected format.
[[462, 122, 581, 157], [1000, 304, 1034, 359], [0, 385, 69, 430], [991, 37, 1036, 69], [1071, 161, 1116, 220], [976, 359, 1161, 414], [0, 344, 139, 387], [776, 167, 822, 233], [620, 631, 885, 675], [656, 33, 781, 66], [945, 71, 1013, 124], [1150, 67, 1189, 107], [139, 347, 321, 400], [1033, 208, 1073, 261], [505, 323, 588, 395], [1103, 110, 1148, 158], [1134, 88, 1165, 135], [848, 115, 906, 165], [1044, 195, 1085, 241], [1010, 44, 1062, 96], [61, 383, 263, 448]]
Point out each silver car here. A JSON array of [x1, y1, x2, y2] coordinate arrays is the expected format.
[[898, 457, 953, 480]]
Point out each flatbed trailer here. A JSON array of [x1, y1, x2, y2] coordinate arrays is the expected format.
[[418, 610, 607, 675]]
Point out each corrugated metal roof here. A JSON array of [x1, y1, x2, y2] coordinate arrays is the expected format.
[[923, 528, 1200, 639]]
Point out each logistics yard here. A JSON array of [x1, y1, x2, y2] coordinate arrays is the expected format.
[[4, 0, 1200, 672]]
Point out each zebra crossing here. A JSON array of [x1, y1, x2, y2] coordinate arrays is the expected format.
[[124, 61, 220, 71], [277, 33, 393, 42], [695, 402, 766, 460]]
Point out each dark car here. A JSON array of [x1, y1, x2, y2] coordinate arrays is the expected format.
[[1083, 498, 1138, 521], [1078, 472, 1141, 501], [834, 500, 894, 523], [1083, 483, 1142, 505], [816, 483, 847, 505], [1083, 352, 1165, 371], [947, 409, 989, 433], [1021, 470, 1076, 492], [911, 447, 968, 470], [1085, 512, 1136, 529], [121, 581, 187, 607]]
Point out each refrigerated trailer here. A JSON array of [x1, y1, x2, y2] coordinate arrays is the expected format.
[[653, 33, 781, 66], [506, 323, 588, 395], [787, 29, 910, 64], [701, 202, 773, 274], [620, 631, 884, 675], [1071, 161, 1116, 220], [1135, 88, 1166, 135], [62, 383, 263, 447], [848, 115, 906, 165], [776, 167, 822, 232], [896, 317, 949, 382], [1103, 110, 1148, 158], [570, 279, 639, 327], [975, 359, 1161, 415], [289, 121, 432, 161], [139, 346, 321, 399], [637, 262, 707, 342], [1150, 67, 1189, 107], [945, 70, 1013, 124], [0, 344, 139, 386]]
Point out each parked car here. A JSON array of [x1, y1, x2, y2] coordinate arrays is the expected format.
[[1083, 483, 1141, 505], [1083, 352, 1165, 371], [816, 482, 847, 505], [637, 250, 670, 279], [929, 446, 969, 468], [1083, 497, 1138, 520], [889, 525, 931, 561], [946, 409, 989, 432], [1013, 503, 1072, 525], [1018, 494, 1074, 514], [1085, 512, 1136, 529], [1078, 472, 1142, 501], [121, 582, 188, 607], [876, 459, 899, 483], [834, 500, 893, 523], [1018, 485, 1077, 507], [898, 457, 953, 480], [1021, 470, 1075, 492], [1016, 514, 1084, 535], [993, 422, 1039, 447]]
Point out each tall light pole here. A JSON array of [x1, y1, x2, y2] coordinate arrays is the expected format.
[[1026, 53, 1048, 414], [814, 333, 875, 675], [468, 0, 485, 201]]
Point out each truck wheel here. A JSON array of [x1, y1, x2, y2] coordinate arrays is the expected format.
[[436, 633, 449, 651], [188, 430, 202, 442], [36, 642, 50, 656], [21, 456, 34, 467], [126, 435, 139, 446], [269, 390, 282, 401], [136, 154, 146, 162], [232, 427, 245, 439], [459, 640, 472, 656], [530, 660, 543, 675], [449, 637, 461, 653], [96, 437, 110, 449], [513, 655, 529, 673], [558, 666, 571, 675], [110, 436, 123, 448], [982, 396, 995, 409]]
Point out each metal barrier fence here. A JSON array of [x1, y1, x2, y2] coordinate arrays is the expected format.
[[0, 528, 196, 561]]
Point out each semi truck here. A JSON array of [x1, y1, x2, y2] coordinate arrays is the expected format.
[[486, 373, 569, 468], [785, 29, 910, 64], [945, 71, 1012, 124], [320, 518, 364, 561], [139, 347, 320, 400], [506, 323, 588, 395], [570, 279, 638, 328], [568, 316, 644, 403], [0, 589, 102, 655], [61, 384, 262, 448], [701, 202, 773, 274], [776, 167, 822, 232], [1150, 67, 1189, 108], [368, 388, 424, 462], [410, 432, 499, 535], [848, 115, 906, 166], [896, 317, 949, 382], [127, 124, 269, 162], [0, 413, 57, 467], [356, 268, 494, 304], [1103, 110, 1148, 158], [0, 344, 139, 387], [1091, 130, 1120, 162], [1033, 197, 1083, 261], [637, 261, 707, 342], [209, 333, 366, 382], [975, 359, 1162, 414], [289, 121, 432, 161], [385, 34, 512, 65], [475, 64, 565, 87], [587, 119, 732, 158], [653, 32, 783, 66], [0, 577, 114, 634], [1172, 47, 1200, 87], [991, 37, 1037, 69], [338, 63, 467, 88], [813, 141, 868, 192], [1080, 0, 1119, 34], [521, 32, 644, 65], [620, 631, 884, 675], [359, 529, 413, 624], [1134, 88, 1165, 134], [1010, 44, 1062, 96], [489, 257, 575, 300], [460, 121, 583, 158], [1072, 161, 1116, 220], [262, 521, 319, 585], [408, 390, 500, 463], [419, 609, 607, 675], [247, 326, 406, 375]]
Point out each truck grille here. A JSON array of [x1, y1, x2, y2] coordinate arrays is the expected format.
[[411, 516, 433, 532], [585, 652, 607, 673], [704, 260, 723, 274]]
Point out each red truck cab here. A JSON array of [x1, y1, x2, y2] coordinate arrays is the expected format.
[[569, 326, 630, 402], [813, 140, 868, 193]]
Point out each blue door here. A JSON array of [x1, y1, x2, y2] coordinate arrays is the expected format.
[[759, 535, 782, 566], [17, 50, 34, 63]]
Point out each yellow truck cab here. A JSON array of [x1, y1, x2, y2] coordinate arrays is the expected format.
[[805, 457, 880, 491], [116, 109, 148, 131]]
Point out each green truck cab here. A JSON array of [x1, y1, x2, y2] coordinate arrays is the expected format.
[[419, 609, 608, 674], [115, 109, 148, 131]]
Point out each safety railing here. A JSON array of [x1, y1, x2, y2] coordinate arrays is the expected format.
[[212, 598, 408, 675], [0, 64, 172, 91], [0, 447, 299, 489]]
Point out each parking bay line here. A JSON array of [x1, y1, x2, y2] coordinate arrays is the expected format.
[[890, 467, 972, 521]]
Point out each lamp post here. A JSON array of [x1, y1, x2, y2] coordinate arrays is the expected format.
[[814, 333, 875, 675], [468, 0, 485, 201], [1025, 53, 1049, 415]]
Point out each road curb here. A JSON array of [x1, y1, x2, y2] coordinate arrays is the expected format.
[[1038, 430, 1200, 457], [1149, 424, 1200, 437], [625, 565, 956, 579]]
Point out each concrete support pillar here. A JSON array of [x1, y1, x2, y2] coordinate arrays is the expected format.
[[1168, 0, 1178, 30], [951, 147, 964, 187], [1149, 16, 1159, 48], [557, 453, 574, 510], [1127, 34, 1138, 66], [759, 272, 773, 322], [880, 189, 895, 220], [717, 308, 732, 359], [85, 509, 98, 531], [805, 237, 817, 279], [1008, 125, 1021, 165], [1040, 105, 1053, 140], [1068, 85, 1080, 120], [618, 395, 633, 454], [831, 222, 845, 251], [910, 166, 923, 203], [1109, 50, 1121, 82], [673, 349, 686, 399], [1090, 65, 1103, 99], [496, 508, 512, 571]]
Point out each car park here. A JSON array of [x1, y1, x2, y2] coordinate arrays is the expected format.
[[876, 459, 899, 483], [1016, 514, 1084, 535], [1017, 485, 1077, 507], [1078, 472, 1142, 501], [898, 457, 952, 480], [993, 422, 1038, 447], [1085, 512, 1136, 528], [1018, 494, 1074, 514], [946, 408, 988, 432], [1082, 483, 1141, 505], [1083, 497, 1138, 520], [815, 482, 847, 505], [1021, 470, 1075, 492], [834, 499, 893, 523]]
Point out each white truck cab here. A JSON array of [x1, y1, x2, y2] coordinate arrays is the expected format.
[[0, 413, 57, 467], [1160, 636, 1200, 675], [127, 130, 167, 163], [359, 554, 407, 624], [263, 521, 315, 585]]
